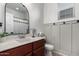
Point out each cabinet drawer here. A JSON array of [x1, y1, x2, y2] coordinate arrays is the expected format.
[[0, 48, 21, 56], [33, 39, 45, 50], [0, 43, 32, 56], [33, 47, 44, 56], [20, 43, 32, 55]]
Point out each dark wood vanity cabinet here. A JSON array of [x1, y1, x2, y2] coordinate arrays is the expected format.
[[0, 39, 45, 56]]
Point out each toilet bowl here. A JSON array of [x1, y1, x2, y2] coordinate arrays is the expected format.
[[45, 44, 54, 56]]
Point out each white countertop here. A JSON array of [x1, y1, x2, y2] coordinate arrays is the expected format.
[[0, 35, 45, 52]]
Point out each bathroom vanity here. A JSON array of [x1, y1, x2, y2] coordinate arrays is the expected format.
[[0, 37, 45, 56]]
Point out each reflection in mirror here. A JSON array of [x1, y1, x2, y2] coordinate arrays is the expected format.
[[5, 3, 29, 35]]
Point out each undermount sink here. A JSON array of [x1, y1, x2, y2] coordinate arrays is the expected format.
[[16, 39, 29, 42], [16, 37, 32, 42]]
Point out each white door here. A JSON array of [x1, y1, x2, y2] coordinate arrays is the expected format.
[[59, 22, 72, 55]]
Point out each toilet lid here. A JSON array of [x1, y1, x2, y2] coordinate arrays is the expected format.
[[45, 44, 54, 50]]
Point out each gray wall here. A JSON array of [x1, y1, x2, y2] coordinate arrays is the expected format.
[[24, 3, 44, 34]]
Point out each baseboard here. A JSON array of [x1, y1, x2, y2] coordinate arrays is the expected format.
[[53, 50, 67, 56]]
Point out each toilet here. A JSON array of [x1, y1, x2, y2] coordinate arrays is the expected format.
[[45, 44, 54, 56]]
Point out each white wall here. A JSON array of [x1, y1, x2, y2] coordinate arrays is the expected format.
[[44, 3, 58, 24], [24, 3, 44, 34], [43, 3, 79, 56]]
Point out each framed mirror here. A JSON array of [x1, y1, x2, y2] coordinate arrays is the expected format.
[[4, 3, 29, 35]]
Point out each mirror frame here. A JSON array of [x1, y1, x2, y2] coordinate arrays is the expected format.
[[4, 3, 30, 34]]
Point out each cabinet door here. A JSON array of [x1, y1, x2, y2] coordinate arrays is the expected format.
[[52, 23, 60, 51], [60, 22, 71, 55], [33, 39, 45, 50], [72, 21, 79, 56], [19, 43, 32, 56], [33, 47, 44, 56]]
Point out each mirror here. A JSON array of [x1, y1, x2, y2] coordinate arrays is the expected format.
[[5, 3, 29, 35]]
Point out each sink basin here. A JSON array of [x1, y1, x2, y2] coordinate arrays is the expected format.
[[16, 39, 28, 42], [16, 37, 32, 42]]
